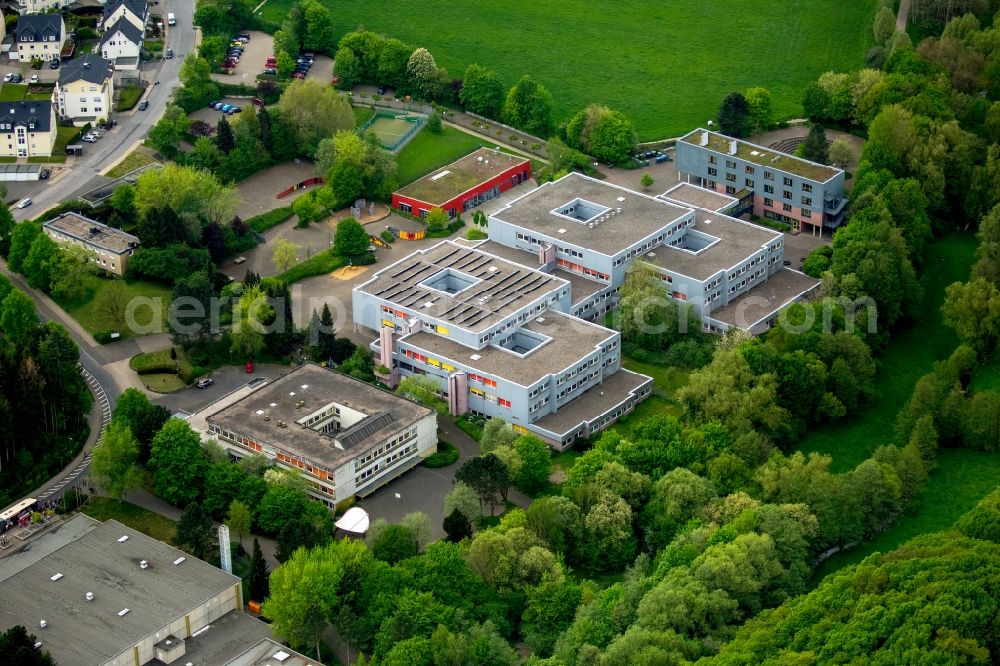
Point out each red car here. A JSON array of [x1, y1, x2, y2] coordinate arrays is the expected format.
[[251, 97, 264, 107], [245, 361, 254, 373]]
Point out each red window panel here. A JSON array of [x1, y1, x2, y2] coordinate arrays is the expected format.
[[484, 379, 497, 388], [499, 398, 511, 408]]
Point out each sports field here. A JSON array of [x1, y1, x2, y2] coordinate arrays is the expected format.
[[265, 0, 876, 140], [363, 114, 420, 150]]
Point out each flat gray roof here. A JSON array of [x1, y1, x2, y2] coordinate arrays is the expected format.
[[532, 369, 652, 435], [44, 212, 140, 255], [356, 240, 568, 334], [645, 208, 780, 280], [679, 128, 842, 183], [224, 637, 319, 666], [707, 268, 820, 329], [473, 240, 607, 305], [206, 363, 433, 470], [0, 164, 41, 174], [492, 172, 692, 256], [401, 310, 615, 387], [0, 515, 240, 666], [660, 182, 737, 211], [395, 147, 529, 205]]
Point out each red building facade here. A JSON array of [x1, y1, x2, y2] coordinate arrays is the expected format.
[[392, 148, 532, 219]]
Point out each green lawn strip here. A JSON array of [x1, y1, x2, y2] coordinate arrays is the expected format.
[[264, 0, 876, 140], [139, 373, 187, 392], [106, 150, 159, 179], [352, 105, 375, 128], [454, 415, 483, 442], [55, 276, 173, 338], [396, 125, 492, 186], [275, 250, 348, 284], [81, 497, 177, 544], [796, 233, 977, 472], [117, 85, 144, 112], [813, 448, 1000, 581], [246, 206, 294, 233], [0, 84, 27, 101]]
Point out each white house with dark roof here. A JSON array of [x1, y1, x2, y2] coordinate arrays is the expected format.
[[54, 54, 115, 125], [100, 17, 143, 70], [0, 100, 56, 157], [13, 14, 63, 62], [99, 0, 147, 32], [10, 0, 71, 16]]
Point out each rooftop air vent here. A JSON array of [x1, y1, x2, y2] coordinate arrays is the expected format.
[[470, 354, 481, 361], [728, 140, 737, 155], [477, 156, 483, 162], [263, 414, 271, 421], [139, 560, 148, 569], [488, 266, 498, 273], [255, 409, 264, 415], [557, 228, 566, 234], [699, 131, 708, 146], [118, 608, 130, 617], [173, 557, 185, 565], [647, 252, 656, 258], [617, 197, 626, 202], [39, 620, 47, 629], [117, 535, 129, 542], [273, 650, 291, 662], [301, 385, 309, 390], [535, 317, 546, 323], [49, 573, 63, 581], [85, 592, 94, 601]]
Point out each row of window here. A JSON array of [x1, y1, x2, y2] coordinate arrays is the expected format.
[[356, 444, 415, 486], [354, 426, 418, 470], [706, 157, 816, 190], [468, 372, 497, 388], [613, 221, 691, 267], [555, 258, 609, 281], [557, 370, 600, 400]]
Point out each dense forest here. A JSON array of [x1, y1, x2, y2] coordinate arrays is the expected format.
[[0, 276, 92, 507], [252, 4, 1000, 664]]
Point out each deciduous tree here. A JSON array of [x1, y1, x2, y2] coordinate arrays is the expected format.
[[717, 91, 749, 137], [90, 421, 143, 500], [175, 501, 215, 560], [460, 63, 505, 118], [502, 75, 555, 137], [149, 417, 208, 507]]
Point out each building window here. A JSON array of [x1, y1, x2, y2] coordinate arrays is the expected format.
[[764, 170, 773, 181], [707, 166, 717, 176], [783, 203, 792, 212], [783, 190, 792, 200], [745, 165, 755, 174], [399, 203, 411, 213], [725, 185, 736, 194], [764, 197, 773, 207], [764, 184, 774, 194], [801, 196, 812, 206], [706, 180, 716, 189], [725, 159, 736, 169], [802, 209, 812, 218], [745, 178, 754, 187], [802, 183, 813, 193], [498, 398, 511, 408], [725, 173, 736, 182], [783, 176, 793, 186], [708, 155, 716, 164]]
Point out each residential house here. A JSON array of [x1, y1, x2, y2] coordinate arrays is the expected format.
[[13, 14, 63, 62], [0, 100, 56, 157], [99, 0, 147, 32], [55, 54, 115, 125], [100, 17, 143, 70]]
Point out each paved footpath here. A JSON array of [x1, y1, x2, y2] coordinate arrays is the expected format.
[[897, 0, 910, 31]]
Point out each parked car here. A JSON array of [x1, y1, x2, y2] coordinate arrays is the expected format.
[[245, 361, 254, 373], [138, 99, 149, 110], [39, 169, 50, 180], [2, 74, 11, 82], [377, 85, 385, 94], [238, 31, 250, 39], [10, 74, 22, 83], [49, 59, 60, 69], [219, 104, 233, 112], [228, 106, 242, 114], [196, 378, 214, 389], [263, 67, 276, 75], [16, 198, 31, 209], [165, 48, 173, 59], [29, 74, 38, 83], [251, 97, 263, 107], [82, 134, 97, 143], [209, 101, 221, 108]]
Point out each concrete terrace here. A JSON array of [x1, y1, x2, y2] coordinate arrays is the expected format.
[[395, 147, 530, 205], [679, 128, 842, 183], [646, 208, 781, 280], [400, 310, 615, 387], [492, 172, 692, 255]]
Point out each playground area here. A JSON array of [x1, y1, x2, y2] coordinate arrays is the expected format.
[[358, 111, 424, 152]]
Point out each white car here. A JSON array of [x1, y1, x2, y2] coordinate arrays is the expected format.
[[2, 73, 12, 83], [29, 75, 38, 83], [82, 134, 98, 143], [16, 198, 31, 209]]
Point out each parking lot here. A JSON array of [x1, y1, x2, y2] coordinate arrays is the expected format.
[[210, 30, 274, 86], [187, 96, 253, 124]]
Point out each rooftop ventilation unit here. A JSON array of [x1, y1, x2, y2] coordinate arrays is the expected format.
[[700, 131, 708, 146], [273, 651, 291, 663], [535, 317, 546, 323], [470, 354, 481, 360], [39, 620, 47, 629], [117, 535, 129, 543], [85, 592, 94, 601], [301, 384, 309, 390], [139, 560, 148, 569], [488, 266, 499, 273], [617, 196, 626, 202], [277, 421, 287, 428], [728, 140, 737, 155], [263, 414, 271, 421], [89, 227, 100, 234], [647, 252, 656, 258], [429, 170, 451, 181], [477, 156, 483, 162], [118, 608, 130, 617], [49, 573, 63, 581], [173, 557, 185, 565], [557, 228, 566, 234], [750, 150, 760, 156]]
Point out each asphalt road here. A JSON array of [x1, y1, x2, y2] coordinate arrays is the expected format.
[[12, 0, 197, 221]]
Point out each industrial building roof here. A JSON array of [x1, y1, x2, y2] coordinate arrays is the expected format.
[[224, 637, 318, 666], [205, 363, 433, 470], [644, 207, 781, 281], [395, 147, 529, 206], [356, 240, 569, 334], [401, 309, 615, 387], [706, 267, 820, 330], [0, 515, 240, 666], [679, 128, 842, 182], [491, 172, 693, 256], [44, 212, 140, 255], [659, 182, 738, 212]]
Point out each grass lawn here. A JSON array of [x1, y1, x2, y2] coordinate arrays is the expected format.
[[396, 125, 492, 185], [81, 497, 177, 544], [813, 448, 1000, 582], [276, 249, 348, 284], [139, 373, 188, 392], [55, 276, 173, 338], [106, 149, 159, 178], [353, 105, 375, 128], [796, 233, 977, 472], [266, 0, 877, 140], [117, 85, 145, 111], [246, 206, 294, 233], [0, 84, 27, 101]]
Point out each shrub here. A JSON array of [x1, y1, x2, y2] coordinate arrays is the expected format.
[[379, 230, 395, 244], [425, 440, 459, 468], [94, 331, 115, 344], [246, 206, 293, 233]]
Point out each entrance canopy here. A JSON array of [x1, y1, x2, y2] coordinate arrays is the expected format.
[[334, 506, 370, 534]]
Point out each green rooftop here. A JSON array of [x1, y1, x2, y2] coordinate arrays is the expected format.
[[681, 129, 841, 182], [395, 147, 530, 206]]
